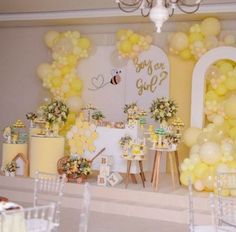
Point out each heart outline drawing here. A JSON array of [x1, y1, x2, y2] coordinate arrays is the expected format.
[[89, 74, 107, 90]]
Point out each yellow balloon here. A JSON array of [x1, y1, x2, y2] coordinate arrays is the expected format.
[[129, 34, 140, 44], [67, 55, 77, 66], [44, 31, 60, 48], [224, 95, 236, 118], [229, 127, 236, 140], [180, 171, 195, 186], [205, 90, 219, 101], [189, 32, 204, 43], [215, 84, 227, 96], [91, 132, 98, 140], [70, 78, 83, 92], [37, 63, 52, 79], [230, 190, 236, 196], [227, 119, 236, 127], [78, 37, 91, 50], [225, 76, 236, 90], [61, 66, 71, 76], [219, 62, 233, 74], [67, 112, 76, 124], [51, 76, 63, 88], [228, 160, 236, 168], [88, 144, 96, 152], [116, 29, 127, 39], [224, 34, 236, 45], [120, 40, 132, 53], [200, 17, 221, 37], [169, 32, 189, 52], [183, 127, 202, 147], [180, 49, 192, 60], [193, 162, 209, 179], [214, 188, 230, 196], [201, 168, 215, 191]]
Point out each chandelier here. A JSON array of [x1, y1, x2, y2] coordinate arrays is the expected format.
[[115, 0, 203, 32]]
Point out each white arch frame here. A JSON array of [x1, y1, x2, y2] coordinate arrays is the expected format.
[[191, 46, 236, 129]]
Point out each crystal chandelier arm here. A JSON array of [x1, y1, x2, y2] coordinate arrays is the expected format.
[[177, 0, 201, 14]]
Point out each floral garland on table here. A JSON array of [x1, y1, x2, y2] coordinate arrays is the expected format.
[[62, 156, 91, 178], [41, 100, 69, 125], [150, 97, 177, 123]]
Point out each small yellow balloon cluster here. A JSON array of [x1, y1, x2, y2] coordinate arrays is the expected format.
[[116, 29, 153, 59], [66, 114, 98, 155], [169, 17, 236, 61], [180, 60, 236, 194], [37, 30, 91, 110]]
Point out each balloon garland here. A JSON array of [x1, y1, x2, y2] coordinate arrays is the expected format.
[[37, 30, 91, 137], [168, 17, 236, 193], [115, 29, 153, 59], [169, 17, 236, 61], [181, 60, 236, 194]]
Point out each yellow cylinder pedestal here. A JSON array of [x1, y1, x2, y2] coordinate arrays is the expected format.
[[2, 143, 28, 168], [29, 136, 65, 177]]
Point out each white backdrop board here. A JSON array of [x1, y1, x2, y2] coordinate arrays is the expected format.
[[78, 46, 170, 122]]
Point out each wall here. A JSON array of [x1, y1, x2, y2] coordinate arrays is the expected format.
[[0, 20, 235, 166]]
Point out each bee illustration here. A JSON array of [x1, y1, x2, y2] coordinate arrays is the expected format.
[[89, 69, 122, 91], [110, 69, 122, 85]]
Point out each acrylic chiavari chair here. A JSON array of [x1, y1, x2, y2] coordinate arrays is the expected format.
[[78, 183, 91, 232], [215, 172, 236, 231], [1, 203, 56, 232], [33, 171, 66, 231], [188, 180, 216, 232]]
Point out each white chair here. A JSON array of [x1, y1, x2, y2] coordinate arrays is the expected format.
[[188, 177, 236, 232], [188, 180, 216, 232], [1, 203, 56, 232], [215, 172, 236, 231], [78, 183, 91, 232], [33, 171, 66, 231]]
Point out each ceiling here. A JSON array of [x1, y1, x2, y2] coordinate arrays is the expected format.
[[0, 0, 236, 27]]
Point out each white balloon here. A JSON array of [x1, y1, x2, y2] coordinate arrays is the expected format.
[[66, 96, 83, 113], [194, 180, 205, 191], [66, 131, 73, 140], [199, 142, 222, 165], [190, 144, 200, 155]]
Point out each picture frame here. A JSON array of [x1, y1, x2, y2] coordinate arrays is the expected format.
[[12, 153, 29, 177]]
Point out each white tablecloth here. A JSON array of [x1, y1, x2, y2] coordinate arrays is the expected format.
[[0, 202, 26, 232]]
